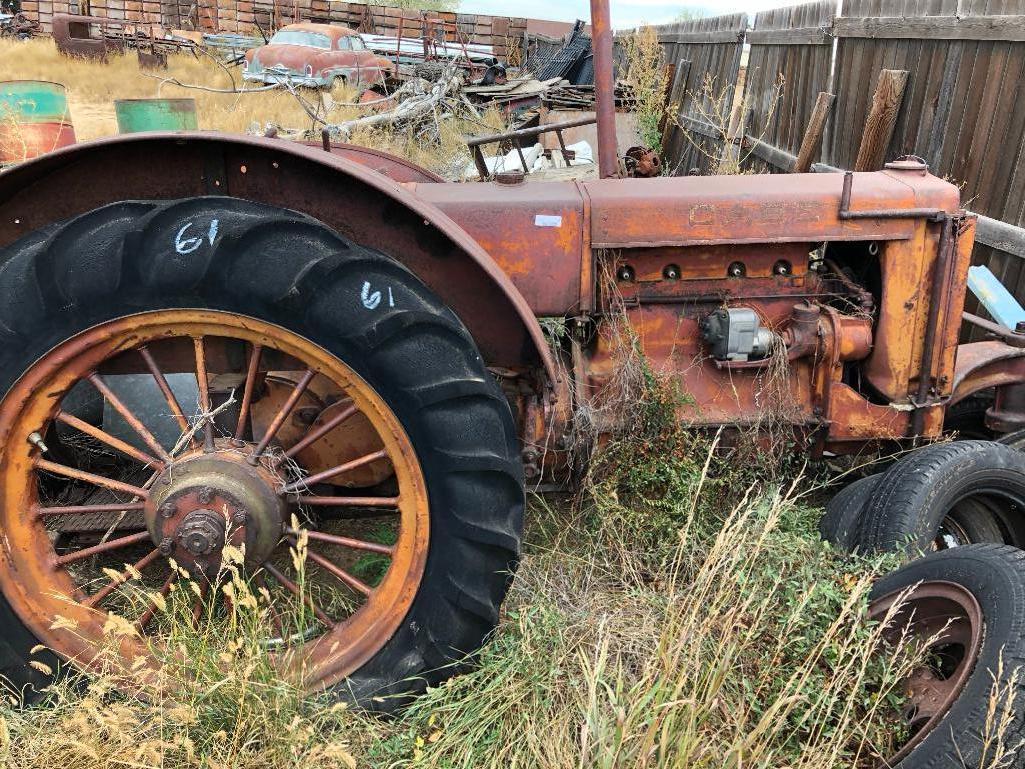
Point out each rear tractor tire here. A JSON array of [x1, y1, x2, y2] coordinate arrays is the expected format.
[[0, 197, 524, 711]]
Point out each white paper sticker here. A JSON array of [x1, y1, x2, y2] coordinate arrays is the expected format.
[[534, 214, 563, 228]]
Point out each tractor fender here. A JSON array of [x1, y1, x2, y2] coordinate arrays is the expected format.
[[951, 341, 1025, 406], [0, 132, 557, 391]]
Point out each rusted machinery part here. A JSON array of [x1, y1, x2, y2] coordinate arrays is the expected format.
[[951, 341, 1025, 413], [297, 139, 445, 184], [624, 146, 662, 179], [868, 580, 983, 766], [0, 132, 558, 397], [0, 311, 428, 691]]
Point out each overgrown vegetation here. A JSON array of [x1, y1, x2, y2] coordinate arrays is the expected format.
[[622, 25, 672, 154], [0, 341, 977, 768]]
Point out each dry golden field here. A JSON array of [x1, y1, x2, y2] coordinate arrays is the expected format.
[[0, 36, 495, 174]]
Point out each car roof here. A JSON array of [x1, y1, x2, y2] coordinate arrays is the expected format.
[[278, 22, 358, 38]]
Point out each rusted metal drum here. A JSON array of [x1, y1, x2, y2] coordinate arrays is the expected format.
[[114, 98, 198, 133], [0, 81, 77, 164]]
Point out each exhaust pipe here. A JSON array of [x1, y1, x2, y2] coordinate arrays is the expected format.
[[590, 0, 619, 178]]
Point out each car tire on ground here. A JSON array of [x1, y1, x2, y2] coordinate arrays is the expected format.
[[819, 474, 880, 550], [855, 441, 1025, 556], [869, 544, 1025, 768]]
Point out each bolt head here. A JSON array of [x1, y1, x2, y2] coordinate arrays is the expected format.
[[231, 510, 248, 526], [197, 486, 214, 505], [159, 537, 175, 556], [1016, 321, 1025, 335], [159, 502, 177, 519]]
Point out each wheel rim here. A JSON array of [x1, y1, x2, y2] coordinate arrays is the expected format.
[[868, 581, 983, 765], [0, 309, 430, 691]]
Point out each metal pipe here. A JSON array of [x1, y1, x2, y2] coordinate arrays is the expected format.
[[839, 171, 945, 220], [465, 116, 597, 149], [590, 0, 619, 178]]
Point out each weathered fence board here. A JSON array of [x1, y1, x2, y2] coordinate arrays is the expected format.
[[744, 0, 834, 172], [657, 12, 748, 175]]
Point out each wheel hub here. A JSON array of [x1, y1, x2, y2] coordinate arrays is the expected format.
[[146, 448, 286, 576], [177, 510, 226, 557]]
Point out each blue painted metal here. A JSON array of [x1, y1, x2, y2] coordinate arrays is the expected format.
[[968, 265, 1025, 329]]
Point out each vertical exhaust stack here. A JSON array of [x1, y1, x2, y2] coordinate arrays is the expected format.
[[590, 0, 619, 178]]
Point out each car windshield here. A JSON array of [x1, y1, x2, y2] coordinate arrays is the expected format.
[[269, 30, 331, 49]]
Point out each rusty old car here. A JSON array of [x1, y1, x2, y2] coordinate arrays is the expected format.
[[2, 1, 1025, 765], [243, 22, 393, 92]]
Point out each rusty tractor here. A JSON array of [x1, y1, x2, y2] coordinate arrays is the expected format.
[[3, 1, 1025, 765]]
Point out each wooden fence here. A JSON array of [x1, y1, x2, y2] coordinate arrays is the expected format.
[[655, 13, 747, 175], [657, 0, 1025, 311]]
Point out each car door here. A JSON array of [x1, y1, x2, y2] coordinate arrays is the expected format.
[[350, 35, 382, 85]]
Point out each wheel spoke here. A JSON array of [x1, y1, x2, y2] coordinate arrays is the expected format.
[[35, 458, 150, 499], [54, 530, 152, 567], [85, 548, 161, 608], [297, 541, 373, 597], [138, 345, 192, 438], [137, 572, 177, 631], [282, 449, 389, 493], [295, 495, 399, 509], [193, 337, 215, 453], [56, 411, 165, 470], [234, 344, 264, 442], [283, 403, 359, 459], [35, 502, 147, 519], [249, 370, 317, 463], [285, 527, 394, 556], [262, 561, 335, 628], [88, 373, 173, 464]]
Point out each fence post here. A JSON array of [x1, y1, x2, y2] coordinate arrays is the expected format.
[[793, 91, 835, 172], [854, 69, 909, 172]]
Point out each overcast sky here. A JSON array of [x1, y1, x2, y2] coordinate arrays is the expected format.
[[457, 1, 808, 29]]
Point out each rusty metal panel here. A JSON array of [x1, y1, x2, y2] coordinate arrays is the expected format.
[[412, 179, 585, 316], [583, 171, 960, 249]]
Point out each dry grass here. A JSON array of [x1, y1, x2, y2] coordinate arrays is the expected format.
[[0, 37, 501, 175]]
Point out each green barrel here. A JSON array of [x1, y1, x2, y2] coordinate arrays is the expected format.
[[114, 98, 199, 133], [0, 81, 76, 164], [0, 80, 71, 124]]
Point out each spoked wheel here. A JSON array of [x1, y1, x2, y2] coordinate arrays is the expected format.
[[0, 311, 428, 690], [0, 198, 524, 709], [868, 545, 1025, 768]]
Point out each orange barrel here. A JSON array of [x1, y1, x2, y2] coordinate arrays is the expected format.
[[0, 81, 77, 164]]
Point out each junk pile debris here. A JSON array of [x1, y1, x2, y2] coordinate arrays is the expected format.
[[3, 10, 657, 183]]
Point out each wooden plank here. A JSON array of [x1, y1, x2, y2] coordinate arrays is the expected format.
[[678, 113, 721, 140], [793, 91, 835, 171], [854, 68, 909, 171], [976, 214, 1025, 261], [835, 14, 1025, 41], [658, 29, 743, 45], [746, 26, 832, 46], [744, 134, 797, 170]]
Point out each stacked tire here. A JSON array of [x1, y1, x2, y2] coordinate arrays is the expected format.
[[822, 440, 1025, 767]]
